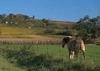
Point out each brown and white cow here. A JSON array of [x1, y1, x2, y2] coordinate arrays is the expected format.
[[62, 36, 85, 60]]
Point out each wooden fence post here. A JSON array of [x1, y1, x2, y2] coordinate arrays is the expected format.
[[46, 40, 49, 54], [59, 44, 61, 56], [37, 40, 38, 54], [59, 41, 62, 56]]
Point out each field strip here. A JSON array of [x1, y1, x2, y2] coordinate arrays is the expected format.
[[0, 38, 62, 45], [0, 34, 51, 38]]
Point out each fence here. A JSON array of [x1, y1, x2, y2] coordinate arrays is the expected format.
[[0, 38, 63, 55], [0, 38, 99, 57], [0, 38, 62, 45], [86, 38, 100, 44]]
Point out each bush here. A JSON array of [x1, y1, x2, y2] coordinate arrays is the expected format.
[[44, 29, 56, 35], [56, 31, 72, 36], [56, 29, 77, 36]]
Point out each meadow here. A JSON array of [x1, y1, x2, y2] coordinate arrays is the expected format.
[[35, 44, 100, 65], [1, 44, 100, 64], [0, 44, 100, 71]]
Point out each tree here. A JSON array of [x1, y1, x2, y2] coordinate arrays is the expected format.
[[75, 15, 100, 42], [9, 13, 14, 20], [0, 14, 6, 23], [42, 18, 50, 26], [97, 16, 100, 25], [75, 15, 91, 40], [33, 15, 35, 19], [90, 17, 100, 39], [0, 15, 3, 23], [14, 14, 24, 22], [24, 15, 29, 20]]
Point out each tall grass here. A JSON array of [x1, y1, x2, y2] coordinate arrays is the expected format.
[[0, 54, 25, 71]]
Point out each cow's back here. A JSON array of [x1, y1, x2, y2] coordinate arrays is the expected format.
[[67, 38, 85, 52]]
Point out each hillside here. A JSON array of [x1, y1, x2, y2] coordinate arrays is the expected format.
[[16, 19, 74, 29], [0, 18, 74, 28], [51, 20, 74, 28], [0, 19, 76, 38]]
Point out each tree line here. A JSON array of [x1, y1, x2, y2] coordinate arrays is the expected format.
[[0, 13, 59, 28], [0, 13, 31, 23], [75, 15, 100, 41]]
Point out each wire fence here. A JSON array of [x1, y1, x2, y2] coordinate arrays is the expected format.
[[0, 38, 99, 60], [0, 38, 62, 45], [0, 38, 63, 55]]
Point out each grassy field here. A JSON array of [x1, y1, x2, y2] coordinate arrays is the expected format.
[[0, 44, 100, 71], [0, 44, 100, 65], [33, 44, 100, 65]]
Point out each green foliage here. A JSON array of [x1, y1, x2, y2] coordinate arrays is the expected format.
[[42, 18, 59, 28], [0, 14, 63, 29], [44, 28, 56, 34], [56, 31, 72, 36], [75, 15, 100, 42], [0, 54, 25, 71], [56, 29, 77, 36]]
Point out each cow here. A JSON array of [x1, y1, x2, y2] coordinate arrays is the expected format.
[[62, 36, 85, 60]]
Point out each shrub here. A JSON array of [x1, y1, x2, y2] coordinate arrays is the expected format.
[[56, 31, 72, 36], [44, 29, 56, 35]]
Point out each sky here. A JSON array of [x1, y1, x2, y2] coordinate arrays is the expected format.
[[0, 0, 100, 22]]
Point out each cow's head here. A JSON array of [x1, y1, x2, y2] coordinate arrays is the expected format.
[[62, 36, 72, 48]]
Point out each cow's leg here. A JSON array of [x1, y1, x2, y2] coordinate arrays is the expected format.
[[71, 51, 74, 59], [81, 50, 85, 60], [69, 50, 71, 59], [83, 51, 85, 60], [75, 50, 79, 60]]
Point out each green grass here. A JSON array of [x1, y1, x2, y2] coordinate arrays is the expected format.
[[33, 44, 100, 65], [0, 44, 100, 71], [1, 44, 100, 65], [85, 44, 100, 65], [0, 55, 25, 71]]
